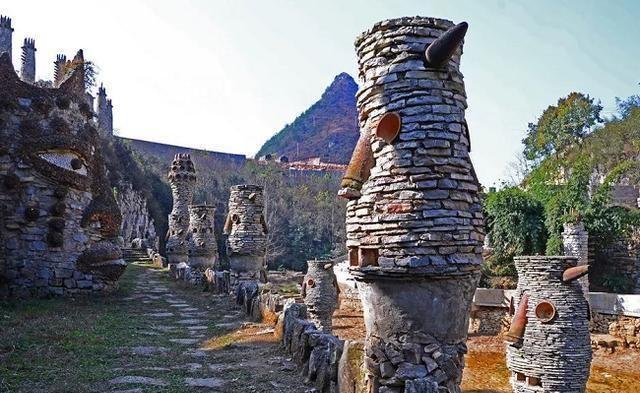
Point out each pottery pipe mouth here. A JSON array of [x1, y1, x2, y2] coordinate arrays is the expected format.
[[339, 128, 374, 200], [505, 294, 528, 345], [562, 265, 589, 283]]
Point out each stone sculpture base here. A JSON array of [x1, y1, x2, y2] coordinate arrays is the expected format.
[[229, 254, 264, 273], [355, 272, 479, 393], [188, 256, 218, 271]]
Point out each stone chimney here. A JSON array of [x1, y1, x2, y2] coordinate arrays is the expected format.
[[0, 16, 13, 62], [20, 37, 35, 83], [562, 221, 590, 296], [97, 84, 114, 136]]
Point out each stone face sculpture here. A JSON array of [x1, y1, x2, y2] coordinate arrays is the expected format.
[[340, 17, 484, 393], [187, 204, 218, 270], [224, 184, 267, 282], [301, 259, 339, 333], [506, 256, 591, 393], [0, 51, 125, 297], [166, 153, 196, 268]]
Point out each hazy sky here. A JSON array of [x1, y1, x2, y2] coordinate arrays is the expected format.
[[3, 1, 639, 186]]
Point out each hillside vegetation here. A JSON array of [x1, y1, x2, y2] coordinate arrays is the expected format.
[[256, 73, 359, 164]]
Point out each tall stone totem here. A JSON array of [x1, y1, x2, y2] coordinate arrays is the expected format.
[[224, 185, 267, 283], [166, 154, 196, 268], [340, 17, 484, 393]]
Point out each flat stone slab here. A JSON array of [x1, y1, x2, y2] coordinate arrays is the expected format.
[[170, 338, 200, 345], [102, 389, 144, 393], [144, 312, 174, 317], [169, 304, 191, 308], [184, 378, 225, 388], [149, 325, 178, 332], [177, 319, 205, 325], [183, 349, 208, 358], [109, 376, 168, 386], [130, 346, 169, 356], [186, 325, 208, 330], [180, 307, 200, 312], [173, 363, 203, 371]]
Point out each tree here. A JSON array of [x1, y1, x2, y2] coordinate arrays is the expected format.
[[615, 84, 640, 119], [523, 92, 602, 162], [483, 187, 547, 275]]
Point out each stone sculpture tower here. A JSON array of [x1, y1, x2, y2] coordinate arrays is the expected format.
[[562, 221, 589, 296], [0, 16, 13, 61], [340, 17, 484, 393], [20, 38, 35, 84], [166, 154, 196, 268], [224, 185, 267, 283], [302, 260, 339, 333], [506, 256, 591, 393], [97, 84, 113, 136], [188, 204, 219, 270]]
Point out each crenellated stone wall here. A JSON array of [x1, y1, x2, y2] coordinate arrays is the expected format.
[[340, 16, 484, 393]]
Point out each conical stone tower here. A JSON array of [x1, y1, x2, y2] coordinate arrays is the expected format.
[[340, 16, 484, 393], [166, 154, 196, 268]]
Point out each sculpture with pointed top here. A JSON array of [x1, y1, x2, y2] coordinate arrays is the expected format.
[[97, 83, 114, 136], [0, 15, 13, 62], [20, 37, 36, 84]]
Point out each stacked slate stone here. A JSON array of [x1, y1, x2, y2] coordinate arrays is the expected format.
[[302, 260, 339, 333], [507, 256, 591, 393], [562, 222, 589, 296], [225, 184, 267, 283], [186, 204, 218, 284], [340, 17, 484, 393], [166, 154, 196, 269]]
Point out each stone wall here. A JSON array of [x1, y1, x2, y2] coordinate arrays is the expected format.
[[0, 16, 12, 60], [116, 182, 158, 249], [20, 37, 35, 84]]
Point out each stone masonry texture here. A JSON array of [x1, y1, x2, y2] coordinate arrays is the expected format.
[[302, 259, 339, 333], [506, 256, 592, 393], [166, 153, 196, 266], [341, 16, 484, 393]]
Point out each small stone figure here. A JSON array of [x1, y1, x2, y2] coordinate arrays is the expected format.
[[187, 204, 218, 284], [166, 153, 196, 269], [340, 16, 484, 393], [301, 259, 340, 333], [224, 184, 268, 284], [506, 256, 591, 393]]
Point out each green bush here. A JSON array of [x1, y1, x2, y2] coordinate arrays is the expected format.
[[484, 187, 547, 275]]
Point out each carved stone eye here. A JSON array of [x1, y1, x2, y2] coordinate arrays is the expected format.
[[37, 150, 88, 175]]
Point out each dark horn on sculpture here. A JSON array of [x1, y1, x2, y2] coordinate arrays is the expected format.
[[424, 22, 468, 68], [562, 264, 590, 283], [505, 294, 528, 344], [339, 128, 375, 199]]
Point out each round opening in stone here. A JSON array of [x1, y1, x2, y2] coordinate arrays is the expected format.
[[375, 112, 402, 143], [306, 278, 315, 288], [535, 300, 556, 323]]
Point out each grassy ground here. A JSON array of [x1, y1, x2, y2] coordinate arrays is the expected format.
[[0, 263, 304, 393]]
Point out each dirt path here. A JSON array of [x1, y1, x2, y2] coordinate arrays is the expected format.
[[0, 262, 307, 393]]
